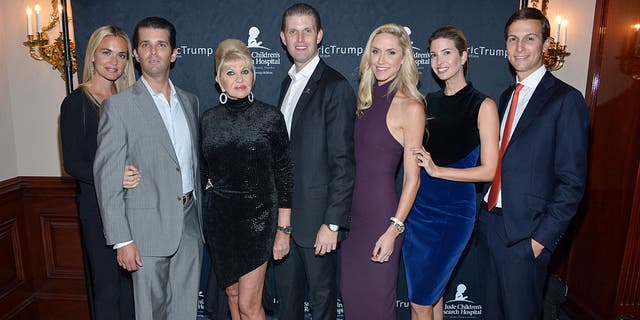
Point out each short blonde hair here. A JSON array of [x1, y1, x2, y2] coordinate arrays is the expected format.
[[81, 25, 135, 93], [357, 23, 423, 114], [215, 39, 255, 82]]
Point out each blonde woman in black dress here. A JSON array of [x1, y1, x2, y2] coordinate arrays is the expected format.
[[60, 25, 139, 320], [200, 39, 292, 320]]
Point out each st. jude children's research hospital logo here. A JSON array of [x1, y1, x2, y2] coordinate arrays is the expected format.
[[247, 26, 281, 75], [444, 283, 483, 319], [403, 26, 430, 73]]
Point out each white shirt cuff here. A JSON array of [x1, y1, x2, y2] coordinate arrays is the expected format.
[[113, 240, 133, 250]]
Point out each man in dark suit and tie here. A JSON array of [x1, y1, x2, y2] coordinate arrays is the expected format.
[[94, 17, 203, 320], [273, 3, 356, 320], [478, 7, 590, 319]]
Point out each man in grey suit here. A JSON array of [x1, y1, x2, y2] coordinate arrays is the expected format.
[[94, 17, 203, 320]]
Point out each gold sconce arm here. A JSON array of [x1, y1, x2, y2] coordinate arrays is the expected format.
[[529, 0, 549, 16], [42, 0, 59, 32], [544, 39, 571, 71], [22, 0, 77, 82]]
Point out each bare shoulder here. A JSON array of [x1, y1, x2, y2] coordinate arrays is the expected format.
[[394, 93, 425, 118], [480, 97, 497, 110], [405, 98, 426, 115], [478, 97, 498, 119]]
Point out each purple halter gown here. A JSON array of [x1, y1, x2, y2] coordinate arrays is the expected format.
[[340, 81, 404, 319]]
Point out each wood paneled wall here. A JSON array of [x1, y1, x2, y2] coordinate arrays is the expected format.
[[555, 0, 640, 318], [0, 177, 89, 320]]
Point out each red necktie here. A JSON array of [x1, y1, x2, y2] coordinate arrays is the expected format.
[[487, 83, 524, 210]]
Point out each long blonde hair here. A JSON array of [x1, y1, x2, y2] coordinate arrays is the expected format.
[[357, 23, 423, 114], [81, 25, 135, 93]]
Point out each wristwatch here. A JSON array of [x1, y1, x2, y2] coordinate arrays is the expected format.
[[277, 225, 292, 235], [327, 224, 339, 232]]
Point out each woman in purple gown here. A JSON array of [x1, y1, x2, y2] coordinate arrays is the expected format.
[[340, 23, 425, 319], [404, 26, 499, 320]]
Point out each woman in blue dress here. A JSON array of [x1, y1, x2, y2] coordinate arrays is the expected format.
[[403, 26, 499, 320]]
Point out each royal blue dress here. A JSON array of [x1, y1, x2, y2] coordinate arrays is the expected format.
[[340, 81, 404, 319], [403, 83, 487, 305]]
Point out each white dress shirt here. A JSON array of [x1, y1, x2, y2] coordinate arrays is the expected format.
[[280, 54, 320, 135], [140, 76, 194, 194], [484, 65, 547, 207]]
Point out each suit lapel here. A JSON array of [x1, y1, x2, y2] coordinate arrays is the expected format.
[[290, 60, 325, 134], [508, 71, 555, 145], [132, 79, 179, 164], [499, 84, 515, 120], [278, 77, 292, 108]]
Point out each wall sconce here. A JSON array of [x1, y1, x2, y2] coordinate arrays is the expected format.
[[544, 15, 571, 71], [621, 24, 640, 80], [529, 0, 549, 15], [22, 0, 77, 82]]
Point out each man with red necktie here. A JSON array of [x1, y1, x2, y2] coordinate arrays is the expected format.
[[477, 7, 590, 320]]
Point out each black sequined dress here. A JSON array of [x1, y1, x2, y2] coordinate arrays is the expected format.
[[200, 97, 292, 288]]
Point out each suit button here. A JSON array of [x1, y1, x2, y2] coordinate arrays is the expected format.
[[176, 167, 180, 172], [177, 196, 181, 201]]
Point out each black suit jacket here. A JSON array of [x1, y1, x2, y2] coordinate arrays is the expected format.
[[487, 71, 590, 252], [278, 59, 356, 248]]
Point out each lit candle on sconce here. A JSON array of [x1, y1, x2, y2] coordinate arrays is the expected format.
[[555, 15, 562, 42], [633, 24, 640, 57], [21, 0, 80, 84], [562, 20, 568, 46], [34, 4, 41, 33], [26, 7, 33, 36], [58, 5, 63, 33]]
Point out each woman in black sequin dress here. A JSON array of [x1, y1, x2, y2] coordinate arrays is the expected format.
[[200, 39, 292, 320]]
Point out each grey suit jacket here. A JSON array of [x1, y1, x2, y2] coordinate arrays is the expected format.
[[94, 79, 203, 257]]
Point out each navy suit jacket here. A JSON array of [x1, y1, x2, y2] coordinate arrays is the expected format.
[[278, 59, 357, 247], [489, 71, 589, 252]]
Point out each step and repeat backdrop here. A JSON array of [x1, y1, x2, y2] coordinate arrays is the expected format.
[[72, 1, 518, 319]]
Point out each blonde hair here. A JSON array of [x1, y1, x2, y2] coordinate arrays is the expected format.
[[215, 39, 255, 82], [81, 25, 135, 93], [357, 23, 424, 114]]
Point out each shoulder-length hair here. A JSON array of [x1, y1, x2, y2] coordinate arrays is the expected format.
[[81, 25, 135, 93]]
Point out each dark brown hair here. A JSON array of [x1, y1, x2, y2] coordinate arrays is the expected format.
[[504, 7, 550, 41], [429, 25, 468, 54], [429, 25, 468, 72], [133, 16, 176, 49]]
